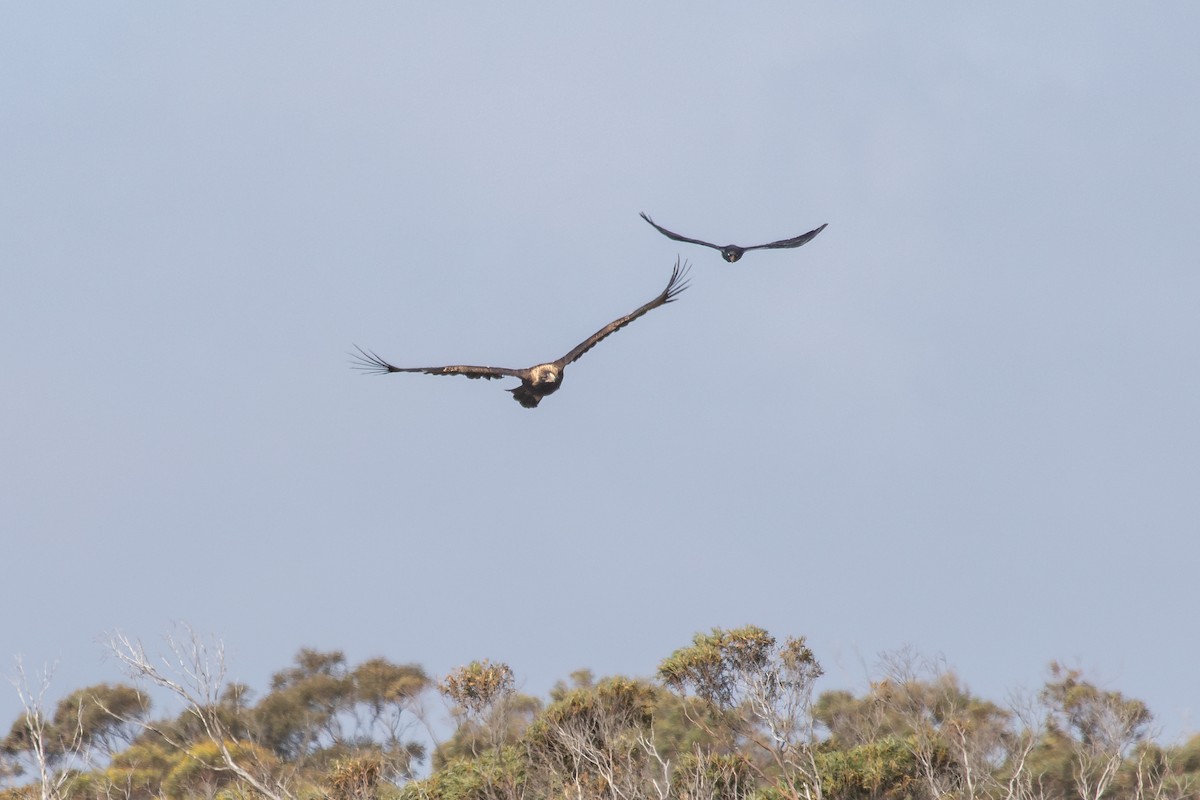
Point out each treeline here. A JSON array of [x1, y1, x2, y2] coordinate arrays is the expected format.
[[3, 625, 1197, 800]]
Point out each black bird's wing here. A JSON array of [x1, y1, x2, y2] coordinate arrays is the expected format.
[[559, 259, 690, 367], [639, 212, 723, 253], [742, 223, 828, 252], [350, 346, 525, 380]]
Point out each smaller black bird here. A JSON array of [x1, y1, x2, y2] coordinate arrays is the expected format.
[[640, 212, 827, 263]]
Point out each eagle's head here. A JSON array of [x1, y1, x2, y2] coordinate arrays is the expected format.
[[529, 363, 561, 387], [721, 247, 745, 263]]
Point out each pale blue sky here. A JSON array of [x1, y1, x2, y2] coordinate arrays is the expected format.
[[3, 3, 1198, 743]]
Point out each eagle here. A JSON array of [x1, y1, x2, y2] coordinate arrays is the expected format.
[[351, 260, 691, 408], [640, 212, 827, 263]]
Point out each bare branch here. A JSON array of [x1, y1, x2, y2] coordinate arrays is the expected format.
[[6, 658, 91, 800], [105, 625, 293, 800]]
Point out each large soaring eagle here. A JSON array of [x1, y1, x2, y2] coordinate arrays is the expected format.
[[640, 212, 827, 263], [351, 260, 690, 408]]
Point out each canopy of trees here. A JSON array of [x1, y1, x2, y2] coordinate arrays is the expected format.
[[3, 626, 1196, 800]]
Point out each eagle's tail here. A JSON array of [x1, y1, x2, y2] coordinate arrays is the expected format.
[[508, 386, 541, 409]]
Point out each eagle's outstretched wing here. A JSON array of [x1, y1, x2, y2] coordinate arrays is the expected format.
[[349, 346, 524, 381], [743, 223, 828, 252], [639, 212, 723, 252], [559, 259, 690, 367]]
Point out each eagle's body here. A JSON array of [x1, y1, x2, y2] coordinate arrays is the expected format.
[[640, 212, 826, 262], [510, 363, 564, 408], [352, 260, 690, 408]]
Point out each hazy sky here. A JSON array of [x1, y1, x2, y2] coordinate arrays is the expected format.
[[3, 4, 1198, 744]]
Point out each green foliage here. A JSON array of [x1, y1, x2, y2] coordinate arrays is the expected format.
[[815, 689, 875, 747], [536, 676, 656, 733], [522, 677, 663, 800], [5, 627, 1199, 800], [527, 677, 655, 751], [671, 750, 756, 800], [432, 693, 540, 770], [53, 684, 149, 753], [399, 747, 526, 800], [647, 691, 728, 763], [254, 649, 354, 759], [1178, 733, 1200, 773], [657, 625, 823, 732], [433, 659, 535, 770], [1104, 741, 1200, 799], [155, 682, 256, 751], [658, 625, 825, 800], [1, 683, 148, 765], [355, 659, 429, 717], [327, 753, 384, 800], [815, 737, 920, 800], [1027, 661, 1157, 799], [250, 648, 429, 778], [548, 668, 596, 703], [1041, 660, 1152, 749], [63, 739, 176, 800], [658, 625, 781, 708], [439, 661, 514, 718], [0, 715, 37, 760], [525, 676, 656, 767], [160, 739, 277, 799]]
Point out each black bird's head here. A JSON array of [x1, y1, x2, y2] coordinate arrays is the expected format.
[[720, 246, 745, 263]]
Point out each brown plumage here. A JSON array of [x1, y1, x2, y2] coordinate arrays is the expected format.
[[351, 260, 691, 408], [640, 212, 827, 263]]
